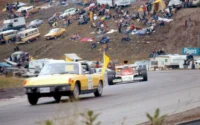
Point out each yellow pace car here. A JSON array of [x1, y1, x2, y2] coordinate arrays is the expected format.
[[44, 28, 66, 40], [23, 62, 104, 105]]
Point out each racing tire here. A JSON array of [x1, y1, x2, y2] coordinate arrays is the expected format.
[[94, 81, 103, 97], [27, 94, 38, 105], [108, 77, 114, 85], [141, 71, 148, 81], [53, 95, 61, 103], [27, 40, 31, 43], [69, 83, 79, 101]]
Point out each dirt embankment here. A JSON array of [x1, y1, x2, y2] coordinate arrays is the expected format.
[[164, 8, 200, 53], [0, 3, 200, 63]]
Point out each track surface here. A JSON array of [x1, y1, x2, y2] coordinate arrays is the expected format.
[[1, 70, 200, 125]]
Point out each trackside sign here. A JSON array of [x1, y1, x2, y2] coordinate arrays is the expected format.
[[182, 48, 200, 55]]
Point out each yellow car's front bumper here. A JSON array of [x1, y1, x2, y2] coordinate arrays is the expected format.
[[24, 84, 71, 96]]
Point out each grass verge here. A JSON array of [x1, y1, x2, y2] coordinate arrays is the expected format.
[[0, 76, 23, 89]]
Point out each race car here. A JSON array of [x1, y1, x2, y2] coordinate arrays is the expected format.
[[23, 62, 104, 105], [107, 61, 148, 85]]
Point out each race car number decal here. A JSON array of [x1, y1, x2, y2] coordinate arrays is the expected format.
[[122, 75, 134, 81], [87, 75, 93, 90]]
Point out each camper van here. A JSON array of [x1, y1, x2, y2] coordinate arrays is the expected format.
[[150, 54, 187, 70], [168, 0, 183, 8], [16, 28, 40, 44], [0, 17, 26, 31], [97, 0, 131, 7], [0, 30, 18, 44], [192, 0, 200, 7], [195, 59, 200, 69]]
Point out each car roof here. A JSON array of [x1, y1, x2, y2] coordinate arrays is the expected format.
[[65, 8, 75, 11], [47, 62, 80, 65], [18, 28, 38, 34], [18, 6, 33, 11], [0, 30, 17, 34]]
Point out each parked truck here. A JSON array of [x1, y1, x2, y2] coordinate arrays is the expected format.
[[0, 17, 26, 31], [97, 0, 131, 7]]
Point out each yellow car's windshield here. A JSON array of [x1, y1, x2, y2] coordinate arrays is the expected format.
[[39, 63, 79, 76]]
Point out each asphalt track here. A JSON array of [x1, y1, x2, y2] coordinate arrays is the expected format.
[[1, 70, 200, 125]]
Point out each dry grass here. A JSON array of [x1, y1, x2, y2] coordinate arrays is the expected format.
[[0, 76, 23, 89]]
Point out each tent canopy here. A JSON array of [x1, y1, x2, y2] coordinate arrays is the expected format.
[[151, 0, 166, 12]]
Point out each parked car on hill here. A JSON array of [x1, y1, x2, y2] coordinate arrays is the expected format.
[[16, 28, 40, 44], [0, 17, 26, 31], [0, 30, 18, 44], [48, 12, 63, 24], [59, 8, 78, 18], [12, 2, 27, 10], [17, 6, 40, 15], [27, 19, 43, 28], [44, 28, 66, 40]]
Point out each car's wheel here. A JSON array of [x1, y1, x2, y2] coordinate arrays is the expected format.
[[35, 36, 39, 40], [94, 81, 103, 97], [27, 94, 38, 105], [53, 95, 61, 103], [141, 71, 148, 81], [108, 77, 114, 85], [6, 39, 12, 44], [54, 36, 57, 39], [12, 37, 16, 42], [27, 40, 31, 43], [69, 83, 79, 101]]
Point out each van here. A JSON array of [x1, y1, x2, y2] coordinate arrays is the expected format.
[[16, 28, 40, 44], [192, 0, 200, 7], [1, 17, 26, 31], [0, 30, 18, 44]]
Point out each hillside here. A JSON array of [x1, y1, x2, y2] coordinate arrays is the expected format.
[[0, 2, 200, 63]]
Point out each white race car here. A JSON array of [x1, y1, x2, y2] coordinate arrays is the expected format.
[[108, 65, 148, 85]]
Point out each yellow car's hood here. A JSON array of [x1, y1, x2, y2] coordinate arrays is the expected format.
[[25, 74, 77, 86], [44, 33, 54, 37]]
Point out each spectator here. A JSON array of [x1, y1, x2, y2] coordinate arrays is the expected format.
[[92, 42, 97, 49], [100, 35, 110, 44], [6, 3, 10, 12], [71, 33, 80, 41], [96, 60, 100, 68], [117, 21, 122, 33], [159, 20, 165, 27], [14, 46, 20, 52], [121, 34, 131, 42], [0, 66, 5, 73], [143, 5, 147, 17], [184, 0, 188, 8], [67, 15, 71, 26]]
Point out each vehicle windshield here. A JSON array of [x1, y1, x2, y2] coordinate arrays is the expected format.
[[49, 29, 58, 33], [18, 33, 25, 38], [2, 24, 9, 29], [39, 63, 79, 76]]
